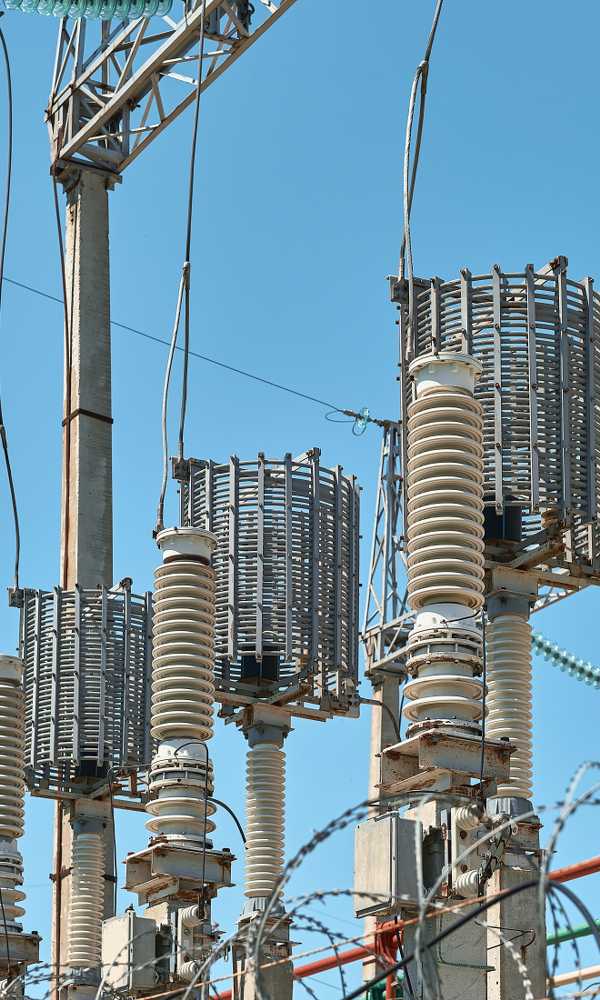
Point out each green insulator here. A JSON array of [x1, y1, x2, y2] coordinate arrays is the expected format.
[[1, 0, 172, 17]]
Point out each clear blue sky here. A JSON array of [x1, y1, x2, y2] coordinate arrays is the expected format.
[[0, 0, 599, 991]]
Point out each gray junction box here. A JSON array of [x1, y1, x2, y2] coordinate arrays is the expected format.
[[354, 813, 423, 918], [102, 911, 157, 994]]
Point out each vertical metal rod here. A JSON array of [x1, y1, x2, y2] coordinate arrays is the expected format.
[[72, 584, 81, 761], [460, 267, 473, 355], [583, 276, 597, 524], [492, 264, 504, 513], [430, 276, 442, 353], [525, 264, 540, 511], [256, 452, 265, 661], [557, 261, 572, 519], [227, 455, 239, 663], [284, 453, 293, 662]]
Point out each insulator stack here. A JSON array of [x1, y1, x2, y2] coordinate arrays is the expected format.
[[68, 832, 104, 969], [403, 353, 485, 735], [3, 0, 173, 20], [147, 528, 218, 849], [0, 656, 26, 931], [486, 614, 533, 801], [244, 743, 286, 899]]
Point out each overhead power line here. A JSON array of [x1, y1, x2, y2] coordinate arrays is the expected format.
[[2, 274, 384, 428], [0, 23, 21, 597]]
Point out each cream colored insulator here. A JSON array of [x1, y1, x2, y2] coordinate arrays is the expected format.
[[245, 743, 285, 898], [145, 746, 217, 845], [148, 528, 218, 848], [485, 614, 533, 801], [0, 655, 26, 930], [152, 528, 217, 745], [403, 353, 485, 732], [68, 831, 104, 968]]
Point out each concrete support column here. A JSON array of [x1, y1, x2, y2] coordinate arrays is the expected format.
[[53, 167, 116, 999], [363, 674, 400, 984], [59, 167, 113, 592]]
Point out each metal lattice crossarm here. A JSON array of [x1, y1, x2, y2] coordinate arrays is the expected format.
[[178, 450, 360, 718], [19, 584, 152, 794], [47, 0, 297, 174]]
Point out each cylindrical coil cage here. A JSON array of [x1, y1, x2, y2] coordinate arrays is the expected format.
[[19, 585, 152, 792], [179, 450, 360, 712], [397, 258, 600, 572]]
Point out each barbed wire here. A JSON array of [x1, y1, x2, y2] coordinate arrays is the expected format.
[[4, 763, 600, 1000]]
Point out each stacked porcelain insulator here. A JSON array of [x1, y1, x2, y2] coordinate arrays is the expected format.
[[0, 655, 27, 935], [403, 352, 485, 736], [146, 528, 218, 849], [244, 741, 286, 900]]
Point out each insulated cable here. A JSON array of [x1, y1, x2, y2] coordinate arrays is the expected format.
[[398, 0, 444, 357], [0, 20, 20, 595], [178, 0, 207, 464], [2, 273, 383, 433]]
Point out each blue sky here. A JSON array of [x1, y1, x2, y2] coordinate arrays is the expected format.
[[0, 0, 599, 992]]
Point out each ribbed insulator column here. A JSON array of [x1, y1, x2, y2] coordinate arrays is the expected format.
[[68, 832, 104, 968], [486, 614, 533, 801], [403, 353, 485, 734], [0, 656, 26, 931], [245, 743, 285, 899], [152, 539, 216, 745], [147, 528, 218, 849]]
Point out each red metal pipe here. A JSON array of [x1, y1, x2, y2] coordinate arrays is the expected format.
[[215, 853, 600, 997], [549, 855, 600, 884]]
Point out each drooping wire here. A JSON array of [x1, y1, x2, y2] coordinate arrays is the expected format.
[[178, 0, 207, 464], [0, 20, 20, 595], [2, 273, 381, 434], [398, 0, 444, 355]]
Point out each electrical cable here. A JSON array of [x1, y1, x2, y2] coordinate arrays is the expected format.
[[208, 798, 246, 846], [343, 878, 538, 1000], [398, 0, 444, 359], [178, 0, 207, 464], [360, 698, 401, 744], [1, 274, 381, 428], [156, 268, 186, 534], [0, 20, 20, 595]]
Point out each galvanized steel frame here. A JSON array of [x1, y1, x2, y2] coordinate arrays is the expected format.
[[362, 423, 410, 674], [47, 0, 297, 174], [393, 258, 600, 608], [20, 584, 152, 795], [179, 450, 360, 716]]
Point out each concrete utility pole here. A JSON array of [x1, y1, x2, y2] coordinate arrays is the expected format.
[[53, 164, 117, 996]]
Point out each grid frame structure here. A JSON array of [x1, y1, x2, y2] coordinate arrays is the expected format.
[[179, 449, 360, 715], [390, 257, 600, 601], [19, 584, 152, 794]]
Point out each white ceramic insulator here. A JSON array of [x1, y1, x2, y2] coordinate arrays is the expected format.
[[68, 832, 104, 969], [145, 746, 216, 845], [403, 360, 485, 731], [245, 744, 285, 899], [0, 659, 25, 843], [486, 614, 533, 800], [455, 869, 479, 898], [406, 384, 484, 612], [0, 841, 25, 927], [0, 657, 26, 931], [152, 553, 216, 745], [454, 805, 483, 831]]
